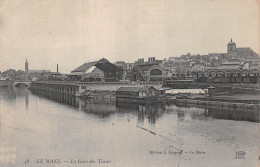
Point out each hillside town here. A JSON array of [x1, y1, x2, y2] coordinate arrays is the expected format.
[[1, 1, 260, 167], [1, 39, 259, 84]]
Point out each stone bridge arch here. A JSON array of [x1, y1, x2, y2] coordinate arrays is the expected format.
[[13, 81, 31, 87]]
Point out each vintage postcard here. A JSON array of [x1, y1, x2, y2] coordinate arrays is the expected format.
[[0, 0, 259, 167]]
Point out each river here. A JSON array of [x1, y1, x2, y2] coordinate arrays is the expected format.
[[0, 87, 259, 167]]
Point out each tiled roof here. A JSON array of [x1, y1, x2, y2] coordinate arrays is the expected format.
[[71, 61, 98, 72], [116, 86, 156, 92], [221, 62, 240, 65], [71, 58, 122, 74], [236, 47, 252, 52], [116, 87, 141, 92]]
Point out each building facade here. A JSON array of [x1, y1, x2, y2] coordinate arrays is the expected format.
[[70, 58, 123, 82], [132, 64, 167, 81]]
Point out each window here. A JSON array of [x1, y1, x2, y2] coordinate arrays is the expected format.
[[150, 69, 162, 75]]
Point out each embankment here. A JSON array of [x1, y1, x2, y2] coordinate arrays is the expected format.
[[164, 98, 260, 111]]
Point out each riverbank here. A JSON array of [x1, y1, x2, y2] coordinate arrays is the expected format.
[[192, 94, 260, 104], [27, 87, 260, 123], [164, 94, 260, 111], [164, 81, 260, 89], [32, 87, 260, 110], [83, 90, 260, 112], [28, 81, 260, 111]]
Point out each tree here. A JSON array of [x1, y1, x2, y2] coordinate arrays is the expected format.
[[175, 65, 187, 79]]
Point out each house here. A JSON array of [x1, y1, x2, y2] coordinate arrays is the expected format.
[[116, 86, 164, 103]]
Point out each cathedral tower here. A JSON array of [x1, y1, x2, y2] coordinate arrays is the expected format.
[[227, 38, 236, 53]]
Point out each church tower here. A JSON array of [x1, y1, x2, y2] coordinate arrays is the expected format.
[[227, 38, 236, 53], [25, 58, 29, 72]]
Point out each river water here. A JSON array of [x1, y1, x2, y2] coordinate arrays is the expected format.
[[0, 87, 259, 167]]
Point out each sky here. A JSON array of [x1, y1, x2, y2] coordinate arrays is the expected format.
[[0, 0, 259, 73]]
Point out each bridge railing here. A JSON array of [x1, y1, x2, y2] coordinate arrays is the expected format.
[[13, 80, 31, 82], [78, 81, 163, 85], [32, 81, 163, 85]]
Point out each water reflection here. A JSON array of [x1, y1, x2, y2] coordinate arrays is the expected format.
[[29, 89, 260, 123], [31, 89, 79, 108], [0, 87, 16, 99], [0, 87, 259, 167], [2, 87, 259, 123], [207, 108, 260, 122], [30, 90, 117, 118], [0, 87, 29, 111], [116, 102, 166, 124], [177, 109, 185, 122]]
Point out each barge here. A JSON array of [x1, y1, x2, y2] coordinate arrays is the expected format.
[[116, 86, 165, 104]]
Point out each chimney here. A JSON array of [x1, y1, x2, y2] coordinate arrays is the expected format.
[[57, 64, 59, 73]]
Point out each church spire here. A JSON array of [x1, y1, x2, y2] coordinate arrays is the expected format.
[[25, 58, 29, 71], [231, 38, 232, 42]]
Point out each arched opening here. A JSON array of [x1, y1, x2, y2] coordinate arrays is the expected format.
[[150, 69, 162, 75], [15, 83, 29, 88]]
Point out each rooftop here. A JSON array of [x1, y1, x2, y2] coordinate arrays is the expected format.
[[71, 58, 122, 74], [29, 70, 51, 73], [116, 86, 156, 92], [236, 47, 253, 52], [221, 62, 240, 65]]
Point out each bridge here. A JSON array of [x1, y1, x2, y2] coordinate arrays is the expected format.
[[29, 81, 164, 97], [13, 80, 31, 87]]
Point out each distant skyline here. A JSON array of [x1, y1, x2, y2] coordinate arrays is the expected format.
[[0, 0, 259, 73]]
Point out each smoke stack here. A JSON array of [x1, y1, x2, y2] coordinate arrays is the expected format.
[[57, 64, 59, 73]]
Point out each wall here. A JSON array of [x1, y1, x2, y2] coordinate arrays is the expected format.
[[79, 83, 163, 92], [232, 87, 260, 94]]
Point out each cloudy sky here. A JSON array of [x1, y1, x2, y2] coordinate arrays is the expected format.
[[0, 0, 259, 73]]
